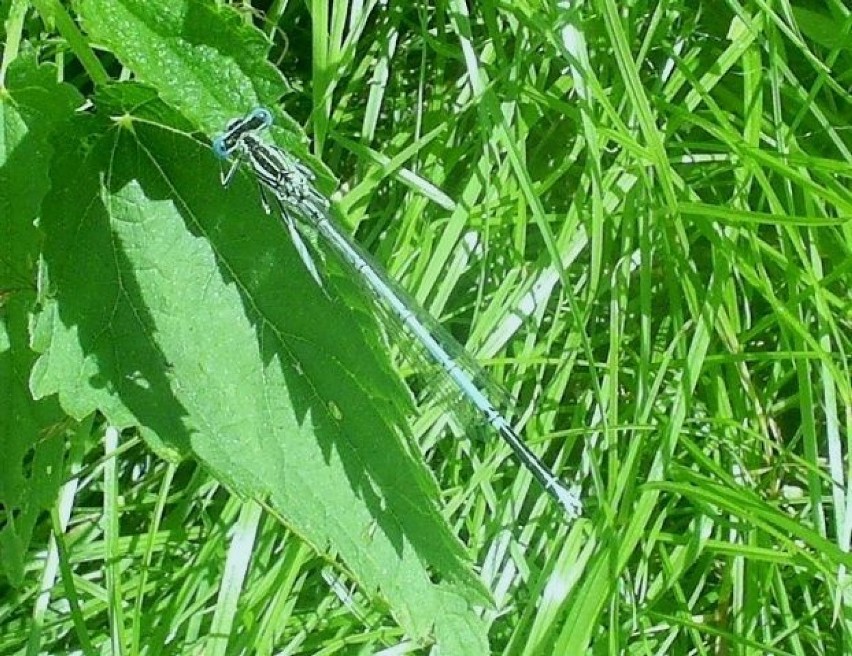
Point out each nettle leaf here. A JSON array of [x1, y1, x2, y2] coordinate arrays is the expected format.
[[75, 0, 335, 202], [29, 91, 489, 651], [75, 0, 299, 139], [0, 57, 82, 586]]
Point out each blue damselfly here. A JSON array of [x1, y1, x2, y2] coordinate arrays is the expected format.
[[212, 108, 582, 520]]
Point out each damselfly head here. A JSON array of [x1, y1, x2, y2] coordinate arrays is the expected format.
[[213, 108, 274, 159], [248, 107, 273, 128], [212, 134, 232, 160]]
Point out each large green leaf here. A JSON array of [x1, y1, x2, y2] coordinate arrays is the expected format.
[[29, 90, 489, 651], [0, 58, 82, 586]]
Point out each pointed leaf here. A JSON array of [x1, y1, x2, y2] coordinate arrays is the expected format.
[[29, 90, 489, 649], [0, 57, 82, 586]]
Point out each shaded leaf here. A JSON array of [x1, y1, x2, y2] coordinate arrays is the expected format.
[[29, 89, 489, 649], [0, 57, 82, 586]]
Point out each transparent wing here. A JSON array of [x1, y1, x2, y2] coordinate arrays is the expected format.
[[288, 201, 583, 520], [214, 110, 582, 520]]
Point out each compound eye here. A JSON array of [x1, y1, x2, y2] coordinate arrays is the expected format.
[[248, 106, 273, 128], [212, 135, 231, 159]]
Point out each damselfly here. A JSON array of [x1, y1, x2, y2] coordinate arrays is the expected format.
[[212, 108, 582, 520]]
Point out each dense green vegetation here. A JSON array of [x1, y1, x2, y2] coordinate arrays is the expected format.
[[1, 1, 850, 654]]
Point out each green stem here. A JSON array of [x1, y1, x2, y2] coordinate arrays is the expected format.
[[0, 0, 29, 86], [30, 0, 110, 85]]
